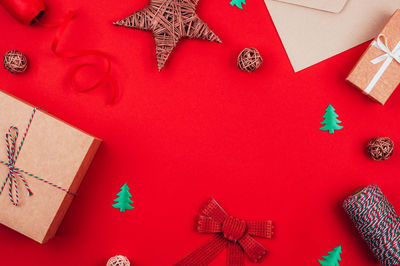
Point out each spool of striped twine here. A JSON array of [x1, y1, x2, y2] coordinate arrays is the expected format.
[[343, 185, 400, 265]]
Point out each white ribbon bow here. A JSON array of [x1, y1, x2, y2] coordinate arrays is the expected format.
[[364, 34, 400, 94]]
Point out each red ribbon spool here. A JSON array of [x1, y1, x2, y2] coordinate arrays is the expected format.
[[0, 0, 45, 25]]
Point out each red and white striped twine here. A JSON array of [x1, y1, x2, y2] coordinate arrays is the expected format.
[[0, 108, 75, 206]]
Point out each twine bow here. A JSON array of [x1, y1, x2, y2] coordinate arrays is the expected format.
[[175, 199, 274, 265], [365, 34, 400, 94], [0, 108, 74, 206]]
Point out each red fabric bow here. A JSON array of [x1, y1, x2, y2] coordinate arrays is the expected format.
[[175, 199, 274, 265]]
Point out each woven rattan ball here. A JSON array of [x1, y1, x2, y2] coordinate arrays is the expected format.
[[3, 50, 28, 73], [237, 48, 262, 72], [107, 255, 130, 266], [367, 137, 394, 161]]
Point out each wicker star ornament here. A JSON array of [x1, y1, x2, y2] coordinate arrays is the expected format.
[[113, 0, 222, 71]]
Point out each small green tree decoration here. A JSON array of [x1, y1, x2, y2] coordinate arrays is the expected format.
[[318, 246, 342, 266], [112, 183, 134, 212], [320, 104, 343, 134], [230, 0, 246, 9]]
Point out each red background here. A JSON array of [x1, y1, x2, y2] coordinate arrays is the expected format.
[[0, 0, 398, 265]]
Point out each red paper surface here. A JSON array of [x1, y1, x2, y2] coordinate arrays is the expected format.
[[0, 0, 398, 265]]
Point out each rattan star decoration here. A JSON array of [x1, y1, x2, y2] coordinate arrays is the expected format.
[[113, 0, 222, 71]]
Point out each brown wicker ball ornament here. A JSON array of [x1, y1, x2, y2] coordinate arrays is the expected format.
[[106, 255, 130, 266], [237, 48, 262, 72], [367, 137, 394, 161], [3, 50, 28, 73]]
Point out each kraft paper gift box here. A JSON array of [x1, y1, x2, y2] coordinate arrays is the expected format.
[[347, 9, 400, 105], [0, 90, 101, 243]]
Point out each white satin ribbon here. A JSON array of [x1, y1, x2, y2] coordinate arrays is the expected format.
[[364, 34, 400, 94]]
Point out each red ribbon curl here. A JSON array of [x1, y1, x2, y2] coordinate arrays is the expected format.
[[0, 0, 116, 103], [175, 199, 274, 265], [35, 12, 117, 104]]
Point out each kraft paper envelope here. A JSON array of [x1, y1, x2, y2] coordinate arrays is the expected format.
[[264, 0, 400, 72], [276, 0, 348, 13]]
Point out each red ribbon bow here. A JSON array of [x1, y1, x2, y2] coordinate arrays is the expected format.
[[175, 199, 274, 265]]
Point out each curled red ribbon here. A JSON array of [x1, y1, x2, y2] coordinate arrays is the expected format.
[[35, 12, 117, 104], [175, 199, 274, 265], [0, 0, 116, 103]]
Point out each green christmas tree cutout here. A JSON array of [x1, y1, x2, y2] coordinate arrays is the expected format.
[[320, 104, 343, 134], [318, 246, 342, 266], [112, 183, 134, 212], [230, 0, 246, 9]]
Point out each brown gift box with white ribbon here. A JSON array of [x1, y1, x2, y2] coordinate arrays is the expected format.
[[0, 90, 101, 243], [347, 9, 400, 105]]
